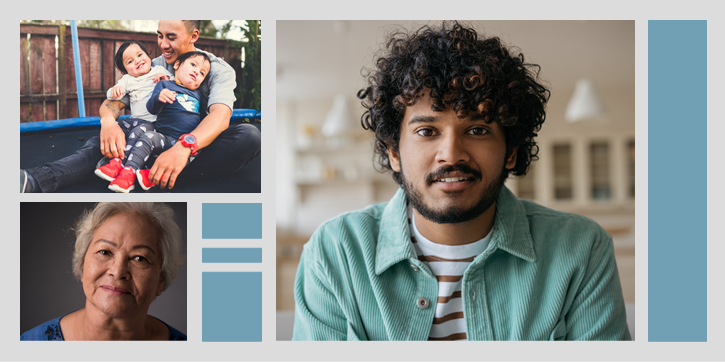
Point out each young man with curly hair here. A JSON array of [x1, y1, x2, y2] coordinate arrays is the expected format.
[[293, 22, 630, 341]]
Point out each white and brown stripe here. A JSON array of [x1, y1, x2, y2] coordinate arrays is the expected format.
[[408, 208, 492, 341]]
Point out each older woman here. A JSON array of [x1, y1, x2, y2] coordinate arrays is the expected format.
[[21, 202, 186, 340]]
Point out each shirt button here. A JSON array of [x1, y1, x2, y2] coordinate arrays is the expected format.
[[410, 264, 419, 272], [417, 297, 430, 309]]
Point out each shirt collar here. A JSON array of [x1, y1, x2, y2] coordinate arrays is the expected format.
[[374, 185, 536, 275], [489, 186, 537, 263], [375, 188, 417, 275]]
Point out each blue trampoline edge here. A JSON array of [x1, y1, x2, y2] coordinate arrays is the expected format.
[[20, 109, 261, 133]]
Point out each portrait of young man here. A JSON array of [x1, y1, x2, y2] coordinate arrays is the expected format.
[[284, 21, 632, 341]]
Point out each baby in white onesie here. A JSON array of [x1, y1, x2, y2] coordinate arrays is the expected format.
[[106, 41, 173, 122]]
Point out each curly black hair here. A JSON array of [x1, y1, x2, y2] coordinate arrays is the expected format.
[[357, 22, 550, 185]]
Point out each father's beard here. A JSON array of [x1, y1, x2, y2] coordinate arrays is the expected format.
[[400, 163, 508, 225]]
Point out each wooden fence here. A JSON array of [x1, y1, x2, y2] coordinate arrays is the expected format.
[[20, 24, 243, 123]]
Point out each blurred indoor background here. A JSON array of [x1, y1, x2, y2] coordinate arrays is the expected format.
[[276, 20, 635, 340]]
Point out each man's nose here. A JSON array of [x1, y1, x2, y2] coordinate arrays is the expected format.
[[435, 132, 470, 165]]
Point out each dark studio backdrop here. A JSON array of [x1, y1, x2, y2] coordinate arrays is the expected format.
[[19, 202, 188, 336]]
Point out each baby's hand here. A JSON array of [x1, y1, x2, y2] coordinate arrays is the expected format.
[[159, 89, 177, 103], [111, 85, 125, 100], [152, 73, 170, 83]]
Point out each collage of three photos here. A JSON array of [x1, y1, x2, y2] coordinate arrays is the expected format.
[[18, 19, 635, 343]]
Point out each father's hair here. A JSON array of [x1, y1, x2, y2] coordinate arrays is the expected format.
[[71, 202, 186, 292], [182, 20, 201, 34], [175, 50, 211, 69], [358, 21, 550, 185], [114, 41, 151, 75]]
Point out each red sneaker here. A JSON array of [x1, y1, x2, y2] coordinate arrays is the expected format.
[[94, 158, 123, 181], [108, 167, 136, 193], [137, 169, 155, 190]]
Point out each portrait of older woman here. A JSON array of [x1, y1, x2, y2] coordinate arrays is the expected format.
[[20, 202, 187, 341]]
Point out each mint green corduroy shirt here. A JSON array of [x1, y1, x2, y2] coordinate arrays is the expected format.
[[293, 186, 631, 341]]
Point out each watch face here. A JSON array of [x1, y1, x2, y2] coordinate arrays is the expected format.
[[184, 135, 196, 144]]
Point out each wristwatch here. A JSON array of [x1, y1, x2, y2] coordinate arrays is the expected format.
[[178, 133, 198, 156]]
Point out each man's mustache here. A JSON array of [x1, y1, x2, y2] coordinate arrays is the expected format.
[[425, 164, 482, 183]]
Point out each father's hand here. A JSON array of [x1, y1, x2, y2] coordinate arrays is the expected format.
[[99, 100, 127, 159], [149, 143, 192, 189]]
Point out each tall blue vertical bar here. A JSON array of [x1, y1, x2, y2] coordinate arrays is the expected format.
[[648, 20, 707, 342]]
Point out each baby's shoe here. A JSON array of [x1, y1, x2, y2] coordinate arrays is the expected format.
[[108, 167, 136, 193], [94, 157, 123, 181], [137, 169, 155, 191]]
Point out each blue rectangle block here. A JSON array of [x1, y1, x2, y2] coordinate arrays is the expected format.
[[202, 272, 262, 342], [202, 203, 262, 239], [648, 20, 707, 342], [203, 248, 262, 263]]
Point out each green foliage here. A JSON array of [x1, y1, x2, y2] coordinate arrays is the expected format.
[[237, 20, 261, 111], [198, 20, 218, 38], [218, 21, 234, 39]]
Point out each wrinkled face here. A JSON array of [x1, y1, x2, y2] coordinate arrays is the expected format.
[[81, 212, 163, 318], [122, 44, 152, 77], [157, 20, 198, 65], [388, 93, 517, 224], [173, 55, 210, 90]]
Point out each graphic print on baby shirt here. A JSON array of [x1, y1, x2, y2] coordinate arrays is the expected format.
[[176, 93, 200, 113]]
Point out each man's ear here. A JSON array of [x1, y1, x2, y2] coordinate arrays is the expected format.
[[505, 146, 518, 169], [387, 147, 401, 172], [189, 29, 199, 45], [173, 60, 180, 71]]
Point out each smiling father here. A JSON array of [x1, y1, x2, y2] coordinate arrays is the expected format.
[[292, 22, 631, 341]]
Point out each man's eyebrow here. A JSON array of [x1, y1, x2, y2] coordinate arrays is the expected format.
[[407, 115, 438, 125], [469, 114, 488, 122]]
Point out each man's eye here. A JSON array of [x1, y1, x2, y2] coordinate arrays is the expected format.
[[467, 127, 488, 136], [415, 128, 435, 137]]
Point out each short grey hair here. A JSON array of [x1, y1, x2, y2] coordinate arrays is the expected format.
[[72, 202, 185, 292]]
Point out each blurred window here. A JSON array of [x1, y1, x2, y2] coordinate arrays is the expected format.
[[553, 144, 573, 200], [590, 142, 611, 200]]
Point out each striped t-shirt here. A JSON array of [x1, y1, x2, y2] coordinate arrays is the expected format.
[[408, 207, 493, 341]]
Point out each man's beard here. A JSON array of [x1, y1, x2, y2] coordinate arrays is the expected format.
[[400, 163, 507, 225]]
